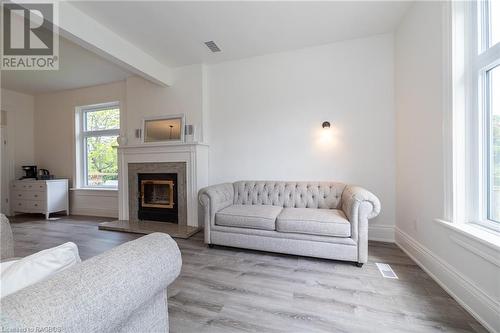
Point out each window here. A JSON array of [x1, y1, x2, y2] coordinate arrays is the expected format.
[[487, 64, 500, 222], [452, 0, 500, 231], [486, 0, 500, 47], [479, 0, 500, 229], [76, 103, 120, 188]]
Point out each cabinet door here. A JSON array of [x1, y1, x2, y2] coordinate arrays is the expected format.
[[46, 181, 68, 213]]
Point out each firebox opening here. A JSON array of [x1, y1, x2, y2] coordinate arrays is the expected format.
[[138, 173, 178, 223], [141, 180, 174, 208]]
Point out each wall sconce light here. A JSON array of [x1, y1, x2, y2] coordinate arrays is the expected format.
[[322, 121, 331, 129]]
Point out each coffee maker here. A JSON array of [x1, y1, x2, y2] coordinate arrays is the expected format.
[[38, 168, 54, 180], [21, 166, 37, 179]]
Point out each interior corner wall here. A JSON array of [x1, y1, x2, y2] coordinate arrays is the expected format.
[[395, 2, 500, 332], [0, 89, 35, 178], [0, 89, 35, 215], [207, 33, 396, 242]]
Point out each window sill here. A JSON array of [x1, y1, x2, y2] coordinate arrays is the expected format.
[[70, 188, 118, 197], [435, 218, 500, 252], [71, 187, 117, 191]]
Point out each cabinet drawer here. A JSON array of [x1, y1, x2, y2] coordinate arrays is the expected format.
[[12, 190, 46, 201], [11, 182, 46, 191], [12, 199, 46, 212]]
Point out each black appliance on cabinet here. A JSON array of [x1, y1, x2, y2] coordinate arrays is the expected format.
[[21, 166, 37, 179]]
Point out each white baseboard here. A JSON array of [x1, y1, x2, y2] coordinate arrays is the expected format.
[[369, 224, 395, 242], [395, 227, 500, 333], [70, 207, 118, 218]]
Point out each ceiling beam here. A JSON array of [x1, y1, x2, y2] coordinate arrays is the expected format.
[[38, 2, 172, 86]]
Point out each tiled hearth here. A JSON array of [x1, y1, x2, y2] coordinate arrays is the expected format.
[[98, 142, 209, 238], [98, 220, 199, 239]]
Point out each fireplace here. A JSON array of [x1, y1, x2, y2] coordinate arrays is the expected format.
[[99, 144, 208, 238], [138, 173, 178, 223]]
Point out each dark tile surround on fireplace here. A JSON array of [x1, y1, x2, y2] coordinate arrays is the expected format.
[[98, 161, 200, 239]]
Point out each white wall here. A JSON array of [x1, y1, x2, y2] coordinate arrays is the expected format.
[[207, 34, 396, 241], [34, 81, 126, 217], [0, 89, 35, 215], [125, 65, 206, 145], [1, 89, 35, 178], [395, 2, 500, 332]]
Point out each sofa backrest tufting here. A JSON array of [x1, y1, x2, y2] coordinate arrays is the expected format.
[[233, 181, 346, 209]]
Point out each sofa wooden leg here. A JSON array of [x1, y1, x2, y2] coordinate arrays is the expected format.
[[355, 262, 363, 268]]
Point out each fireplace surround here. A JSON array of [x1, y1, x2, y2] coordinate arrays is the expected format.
[[128, 162, 187, 225], [98, 142, 209, 239]]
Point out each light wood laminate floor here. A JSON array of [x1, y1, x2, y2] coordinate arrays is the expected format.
[[9, 214, 486, 333]]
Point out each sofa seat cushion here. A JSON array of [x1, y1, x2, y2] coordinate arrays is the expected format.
[[216, 205, 282, 231], [276, 208, 351, 237]]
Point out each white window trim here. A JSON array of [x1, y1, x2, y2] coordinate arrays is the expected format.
[[474, 1, 500, 232], [75, 102, 120, 190], [444, 1, 500, 235]]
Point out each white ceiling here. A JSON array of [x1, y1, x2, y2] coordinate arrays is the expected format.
[[1, 37, 132, 95], [72, 1, 413, 67], [2, 1, 412, 95]]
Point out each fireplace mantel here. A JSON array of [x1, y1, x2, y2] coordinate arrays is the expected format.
[[118, 142, 209, 150], [117, 142, 209, 228]]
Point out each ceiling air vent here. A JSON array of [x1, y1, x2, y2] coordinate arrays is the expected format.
[[204, 41, 221, 53]]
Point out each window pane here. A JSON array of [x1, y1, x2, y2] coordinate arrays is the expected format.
[[84, 108, 119, 131], [488, 65, 500, 222], [491, 0, 500, 46], [85, 135, 118, 187]]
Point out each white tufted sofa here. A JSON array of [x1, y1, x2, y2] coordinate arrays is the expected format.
[[199, 181, 381, 266]]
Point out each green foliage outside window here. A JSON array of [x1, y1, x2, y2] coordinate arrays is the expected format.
[[84, 108, 119, 186]]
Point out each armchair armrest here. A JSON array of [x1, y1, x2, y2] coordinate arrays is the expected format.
[[1, 233, 182, 332], [341, 185, 381, 222], [199, 183, 234, 243]]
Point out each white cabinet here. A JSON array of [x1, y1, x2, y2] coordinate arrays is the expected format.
[[11, 179, 69, 219]]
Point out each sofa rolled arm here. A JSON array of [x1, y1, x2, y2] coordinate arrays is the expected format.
[[199, 183, 234, 209], [1, 233, 182, 333], [198, 183, 234, 218], [199, 183, 234, 244], [341, 185, 381, 221], [0, 214, 14, 260]]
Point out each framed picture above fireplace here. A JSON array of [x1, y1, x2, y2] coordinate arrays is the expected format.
[[142, 114, 185, 144]]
